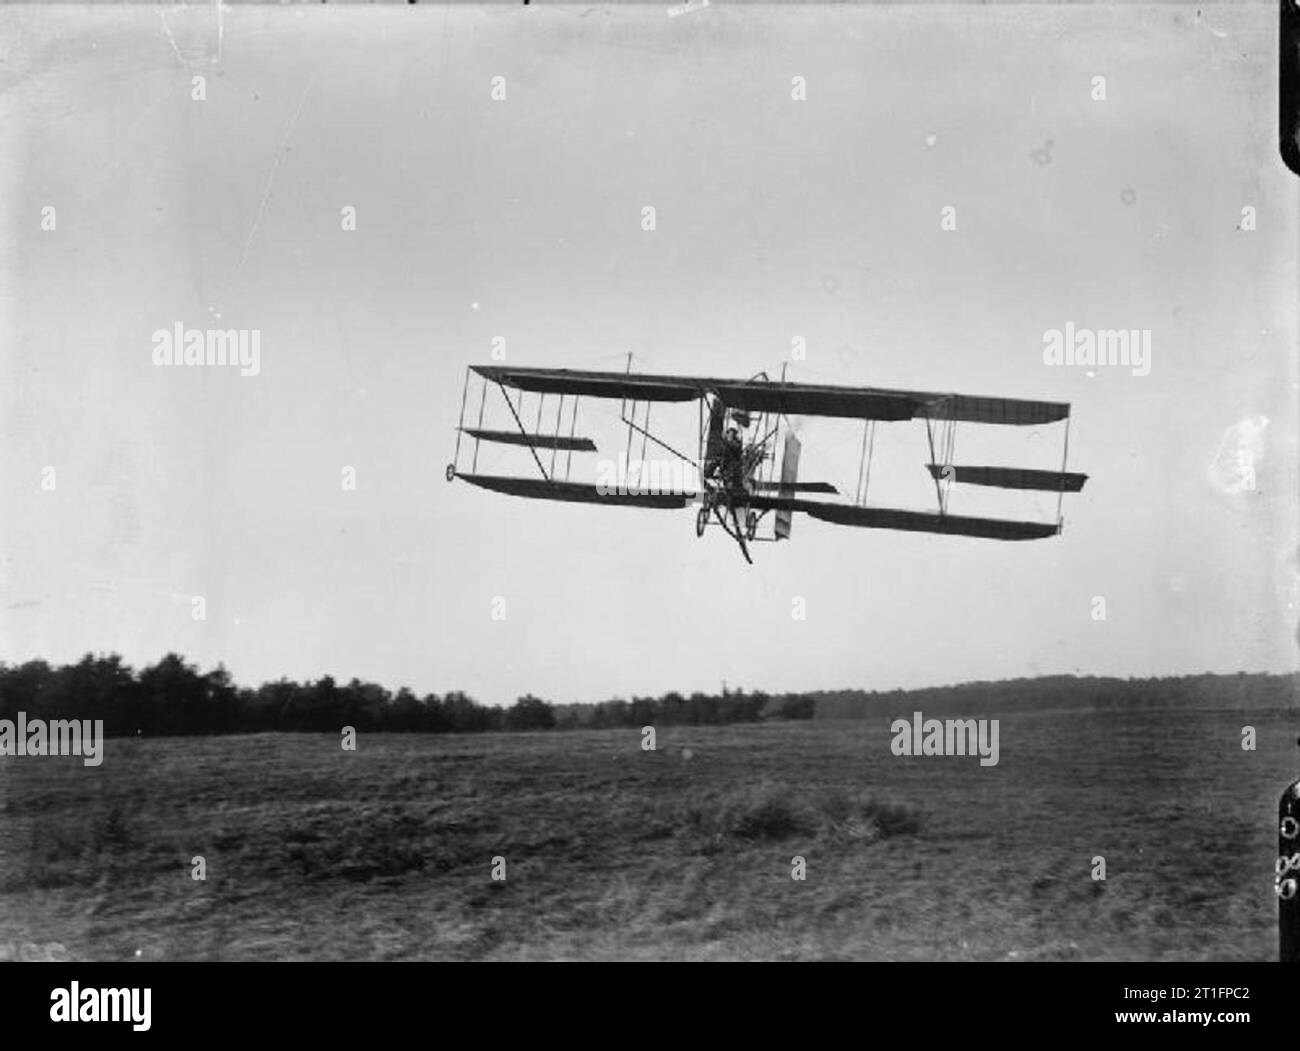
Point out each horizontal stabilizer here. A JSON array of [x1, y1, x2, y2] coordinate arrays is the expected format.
[[461, 428, 597, 453], [457, 473, 694, 509], [926, 464, 1088, 492], [751, 480, 838, 494]]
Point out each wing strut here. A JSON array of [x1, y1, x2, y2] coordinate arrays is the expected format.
[[472, 377, 488, 473], [944, 414, 956, 511], [855, 420, 877, 506], [453, 367, 471, 472], [620, 391, 704, 475], [496, 381, 550, 481], [550, 394, 564, 477], [923, 399, 957, 514], [1056, 413, 1072, 527], [565, 395, 580, 481]]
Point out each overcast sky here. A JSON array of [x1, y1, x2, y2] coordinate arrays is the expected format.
[[1, 4, 1295, 705]]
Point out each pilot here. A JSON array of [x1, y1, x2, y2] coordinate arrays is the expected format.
[[720, 426, 744, 490]]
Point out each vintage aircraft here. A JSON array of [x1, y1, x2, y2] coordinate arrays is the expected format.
[[446, 362, 1087, 564]]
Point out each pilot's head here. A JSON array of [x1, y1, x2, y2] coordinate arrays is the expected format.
[[725, 426, 740, 442]]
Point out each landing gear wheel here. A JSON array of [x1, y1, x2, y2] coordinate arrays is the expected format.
[[695, 506, 708, 537], [745, 511, 758, 541], [445, 464, 456, 483]]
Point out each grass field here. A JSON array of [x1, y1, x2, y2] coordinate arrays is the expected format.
[[1, 707, 1295, 960]]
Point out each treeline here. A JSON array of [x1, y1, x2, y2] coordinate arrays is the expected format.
[[3, 656, 1288, 739], [0, 653, 815, 738], [812, 672, 1298, 720]]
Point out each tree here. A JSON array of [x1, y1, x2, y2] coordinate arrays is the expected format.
[[137, 653, 208, 734], [505, 694, 555, 731]]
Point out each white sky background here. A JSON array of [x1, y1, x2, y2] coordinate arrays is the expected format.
[[0, 4, 1295, 705]]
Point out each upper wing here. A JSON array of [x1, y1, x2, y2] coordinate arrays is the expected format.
[[908, 394, 1068, 426], [471, 365, 700, 404], [470, 365, 1068, 425]]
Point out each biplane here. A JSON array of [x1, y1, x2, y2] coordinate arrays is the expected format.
[[446, 362, 1087, 564]]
